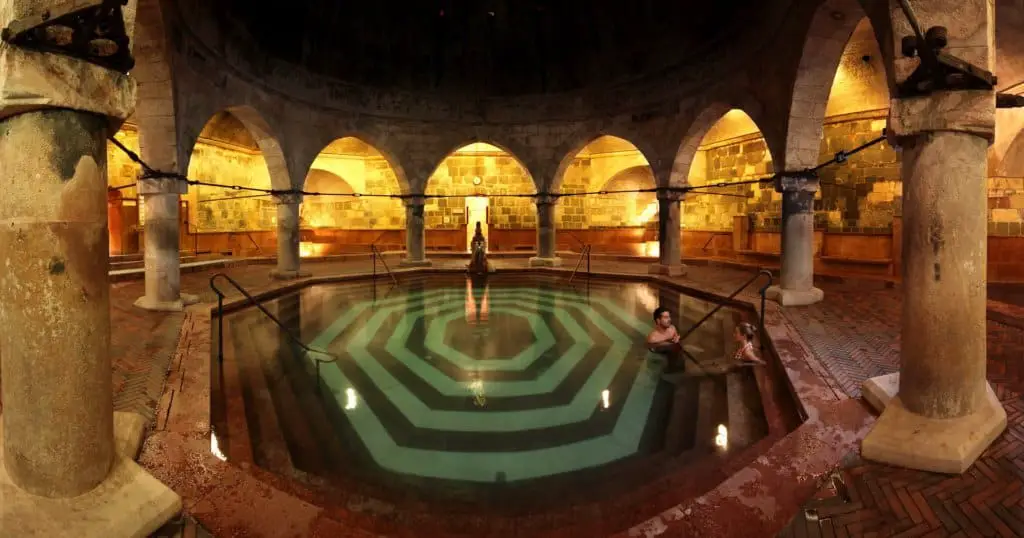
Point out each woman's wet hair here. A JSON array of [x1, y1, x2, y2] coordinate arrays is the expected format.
[[653, 307, 670, 322], [736, 321, 757, 342]]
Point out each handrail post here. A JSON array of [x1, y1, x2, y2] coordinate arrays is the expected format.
[[216, 293, 224, 364]]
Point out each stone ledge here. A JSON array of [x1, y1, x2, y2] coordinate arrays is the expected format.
[[765, 285, 824, 307]]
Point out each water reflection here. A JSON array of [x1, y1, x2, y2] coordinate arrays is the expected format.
[[345, 388, 359, 410], [465, 275, 490, 324]]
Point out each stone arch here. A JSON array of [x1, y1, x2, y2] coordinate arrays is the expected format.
[[298, 132, 412, 195], [184, 109, 288, 233], [551, 132, 660, 193], [784, 0, 892, 171], [300, 137, 408, 231], [669, 98, 770, 187], [552, 135, 657, 231], [426, 140, 540, 193], [596, 166, 659, 228], [423, 142, 538, 248]]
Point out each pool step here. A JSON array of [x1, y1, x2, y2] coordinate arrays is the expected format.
[[724, 369, 769, 451], [219, 317, 256, 465], [249, 323, 332, 478], [663, 378, 702, 454], [233, 317, 296, 475]]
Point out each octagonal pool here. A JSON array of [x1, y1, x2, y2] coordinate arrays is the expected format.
[[210, 272, 801, 517]]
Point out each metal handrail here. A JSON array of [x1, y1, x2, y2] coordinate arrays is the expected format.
[[678, 269, 773, 344], [243, 232, 262, 255], [702, 232, 729, 251], [568, 244, 592, 283], [371, 244, 398, 285], [209, 273, 337, 372]]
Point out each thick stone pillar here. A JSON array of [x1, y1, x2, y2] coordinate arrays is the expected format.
[[134, 177, 198, 311], [529, 194, 562, 267], [270, 192, 309, 279], [0, 5, 180, 533], [648, 191, 684, 276], [860, 0, 1005, 474], [400, 195, 431, 267], [765, 176, 823, 306]]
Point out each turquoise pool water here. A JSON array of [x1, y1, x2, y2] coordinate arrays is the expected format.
[[212, 273, 777, 509]]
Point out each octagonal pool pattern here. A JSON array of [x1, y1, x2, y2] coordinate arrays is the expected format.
[[211, 273, 799, 514]]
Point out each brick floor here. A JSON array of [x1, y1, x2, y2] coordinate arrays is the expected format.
[[97, 255, 1024, 537]]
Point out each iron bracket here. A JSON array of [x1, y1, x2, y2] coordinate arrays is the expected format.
[[1, 0, 134, 74], [894, 0, 995, 98]]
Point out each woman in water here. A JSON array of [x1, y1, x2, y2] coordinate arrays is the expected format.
[[734, 321, 765, 365]]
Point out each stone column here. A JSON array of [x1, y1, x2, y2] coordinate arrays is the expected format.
[[765, 175, 823, 306], [0, 6, 180, 533], [648, 191, 685, 276], [270, 192, 309, 279], [860, 0, 1005, 474], [134, 177, 198, 310], [400, 195, 431, 267], [529, 194, 562, 267]]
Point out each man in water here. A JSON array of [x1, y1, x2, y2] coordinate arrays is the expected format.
[[647, 307, 683, 370]]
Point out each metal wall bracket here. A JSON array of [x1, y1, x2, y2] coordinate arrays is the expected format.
[[894, 0, 995, 98], [0, 0, 134, 74]]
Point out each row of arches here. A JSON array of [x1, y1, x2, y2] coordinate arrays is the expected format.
[[109, 10, 933, 261]]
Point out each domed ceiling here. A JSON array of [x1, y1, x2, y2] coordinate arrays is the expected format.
[[206, 0, 785, 96]]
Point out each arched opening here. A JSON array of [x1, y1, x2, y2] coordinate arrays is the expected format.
[[557, 135, 657, 255], [424, 142, 537, 253], [684, 109, 775, 238], [106, 126, 143, 256], [185, 111, 276, 256], [817, 17, 896, 234], [300, 137, 407, 257]]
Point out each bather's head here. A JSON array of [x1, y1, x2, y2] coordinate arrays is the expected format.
[[653, 307, 672, 329], [734, 321, 757, 344]]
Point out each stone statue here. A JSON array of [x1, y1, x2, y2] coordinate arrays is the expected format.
[[467, 222, 493, 274]]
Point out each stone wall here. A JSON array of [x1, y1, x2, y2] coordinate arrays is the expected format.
[[301, 151, 406, 230], [424, 148, 537, 230], [684, 134, 775, 231], [186, 140, 275, 232]]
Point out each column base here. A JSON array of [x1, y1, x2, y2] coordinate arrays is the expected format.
[[764, 285, 824, 306], [0, 418, 182, 538], [270, 269, 312, 280], [860, 375, 1007, 474], [648, 263, 686, 277], [529, 257, 562, 268], [133, 292, 200, 312], [399, 258, 432, 268]]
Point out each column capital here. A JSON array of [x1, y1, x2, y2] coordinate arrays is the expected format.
[[0, 44, 136, 126], [273, 192, 303, 205], [888, 91, 995, 143], [656, 189, 685, 202], [774, 175, 820, 194], [534, 193, 559, 206], [403, 195, 427, 207], [137, 177, 187, 196]]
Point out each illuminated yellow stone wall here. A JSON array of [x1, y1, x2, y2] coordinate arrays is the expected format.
[[108, 127, 141, 199], [558, 137, 657, 229], [424, 144, 536, 230], [685, 134, 775, 231], [301, 138, 405, 229], [187, 140, 275, 232]]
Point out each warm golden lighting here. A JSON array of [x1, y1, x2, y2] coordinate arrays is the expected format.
[[644, 241, 660, 258], [211, 431, 227, 462], [715, 424, 728, 449], [345, 388, 358, 410], [469, 378, 487, 407], [299, 242, 326, 258], [632, 200, 660, 226]]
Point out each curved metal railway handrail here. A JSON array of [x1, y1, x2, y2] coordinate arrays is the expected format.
[[209, 273, 338, 369]]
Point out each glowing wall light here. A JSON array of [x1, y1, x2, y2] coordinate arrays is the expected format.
[[633, 200, 659, 226]]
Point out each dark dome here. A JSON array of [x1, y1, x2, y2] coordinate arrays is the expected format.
[[207, 0, 780, 96]]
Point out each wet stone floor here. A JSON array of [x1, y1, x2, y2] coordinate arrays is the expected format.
[[102, 256, 1024, 537]]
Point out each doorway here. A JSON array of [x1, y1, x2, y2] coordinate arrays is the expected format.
[[466, 196, 489, 252]]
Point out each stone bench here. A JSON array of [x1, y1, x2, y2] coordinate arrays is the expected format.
[[819, 255, 891, 266]]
